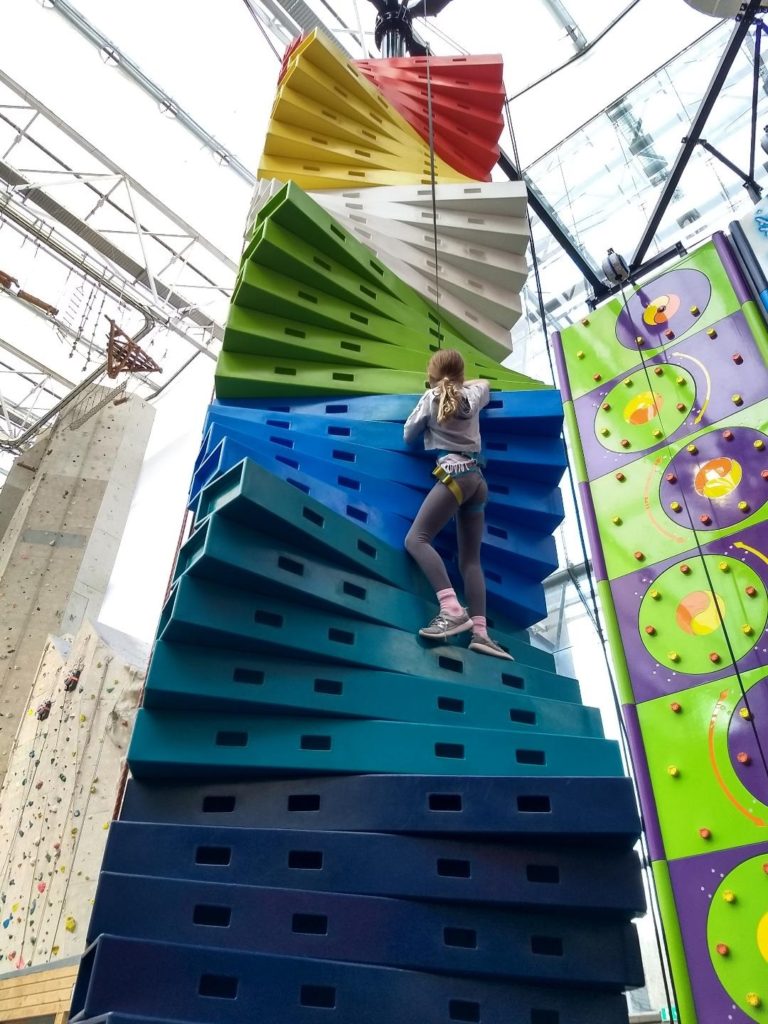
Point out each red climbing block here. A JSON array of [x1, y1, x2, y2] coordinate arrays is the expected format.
[[278, 34, 307, 84], [354, 55, 505, 181]]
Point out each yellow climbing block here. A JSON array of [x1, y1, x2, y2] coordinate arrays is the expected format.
[[259, 30, 471, 190]]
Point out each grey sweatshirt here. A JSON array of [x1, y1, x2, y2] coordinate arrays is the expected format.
[[403, 380, 490, 453]]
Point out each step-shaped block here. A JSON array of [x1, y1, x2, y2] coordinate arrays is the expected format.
[[127, 709, 624, 780], [87, 875, 643, 987], [210, 389, 565, 438], [120, 775, 642, 845], [171, 527, 555, 670], [157, 574, 573, 697], [259, 33, 472, 190], [202, 404, 568, 493], [354, 57, 505, 181], [195, 457, 428, 595], [188, 436, 557, 580], [71, 934, 633, 1024], [102, 822, 645, 915], [315, 183, 528, 350], [191, 424, 564, 536], [194, 458, 549, 625], [143, 644, 596, 736]]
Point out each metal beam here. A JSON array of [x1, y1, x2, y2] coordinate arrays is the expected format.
[[630, 0, 764, 270], [496, 147, 609, 299]]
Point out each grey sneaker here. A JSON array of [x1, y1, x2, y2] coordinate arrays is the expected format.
[[468, 632, 515, 661], [419, 609, 472, 639]]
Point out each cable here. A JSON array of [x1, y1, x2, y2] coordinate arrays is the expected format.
[[506, 0, 643, 103], [240, 0, 282, 61], [504, 93, 680, 1020], [424, 45, 443, 348]]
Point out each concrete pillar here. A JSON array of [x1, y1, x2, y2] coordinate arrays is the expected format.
[[0, 391, 154, 782]]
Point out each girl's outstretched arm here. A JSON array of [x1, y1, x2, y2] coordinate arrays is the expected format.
[[403, 390, 432, 445]]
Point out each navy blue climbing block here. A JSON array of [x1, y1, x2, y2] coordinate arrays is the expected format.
[[71, 934, 633, 1024], [102, 821, 645, 913]]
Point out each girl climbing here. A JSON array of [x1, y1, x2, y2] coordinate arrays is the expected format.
[[403, 349, 514, 660]]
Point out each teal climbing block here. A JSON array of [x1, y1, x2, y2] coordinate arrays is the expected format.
[[158, 574, 577, 700], [195, 458, 429, 596], [143, 640, 602, 737], [127, 709, 624, 780], [174, 516, 555, 671]]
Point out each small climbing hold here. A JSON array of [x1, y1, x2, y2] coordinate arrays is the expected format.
[[723, 430, 734, 441], [664, 329, 674, 339], [740, 707, 753, 721], [650, 590, 661, 601], [755, 439, 766, 451], [723, 890, 736, 903], [670, 501, 682, 513], [620, 438, 631, 448], [715, 943, 729, 956], [623, 378, 633, 387], [680, 564, 691, 575], [670, 702, 682, 713], [64, 916, 76, 933], [645, 625, 656, 636], [732, 352, 743, 364], [746, 585, 758, 597], [635, 335, 644, 346], [676, 403, 686, 412], [699, 514, 711, 525], [690, 305, 700, 316], [666, 472, 678, 484], [707, 328, 717, 338], [593, 372, 602, 382], [615, 472, 626, 482], [634, 551, 645, 561], [667, 765, 680, 777], [742, 624, 753, 636], [746, 994, 762, 1009], [676, 376, 685, 385], [709, 652, 721, 664], [736, 751, 752, 765], [668, 651, 680, 663], [602, 402, 611, 412], [732, 393, 743, 406], [576, 350, 585, 359], [686, 444, 698, 455], [718, 561, 729, 572], [699, 827, 712, 839], [653, 366, 664, 377], [612, 515, 622, 525]]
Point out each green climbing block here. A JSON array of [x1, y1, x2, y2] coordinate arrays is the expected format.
[[216, 350, 435, 398], [128, 708, 624, 780], [158, 573, 579, 702], [194, 458, 429, 595], [248, 181, 415, 307], [246, 220, 434, 335], [233, 263, 429, 348], [144, 640, 602, 736], [216, 348, 541, 399], [223, 305, 430, 370]]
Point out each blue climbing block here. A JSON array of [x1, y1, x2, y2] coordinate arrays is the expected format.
[[191, 443, 557, 586], [102, 821, 645, 915], [119, 775, 642, 845], [195, 457, 429, 595], [190, 436, 412, 548], [127, 709, 624, 780], [157, 574, 576, 698], [71, 934, 632, 1024], [143, 643, 596, 734], [211, 389, 565, 438], [86, 874, 642, 987], [194, 417, 564, 533]]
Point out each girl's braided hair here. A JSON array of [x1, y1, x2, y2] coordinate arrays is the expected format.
[[427, 349, 465, 424]]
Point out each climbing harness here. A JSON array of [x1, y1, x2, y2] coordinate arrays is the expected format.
[[432, 464, 464, 503]]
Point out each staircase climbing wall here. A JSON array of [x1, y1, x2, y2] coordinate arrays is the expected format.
[[68, 30, 646, 1024], [554, 233, 768, 1024]]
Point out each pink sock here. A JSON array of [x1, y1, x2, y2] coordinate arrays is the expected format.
[[472, 615, 488, 638], [437, 588, 463, 617]]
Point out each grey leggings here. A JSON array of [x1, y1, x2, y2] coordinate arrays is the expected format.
[[404, 470, 488, 617]]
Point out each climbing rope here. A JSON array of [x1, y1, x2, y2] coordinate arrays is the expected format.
[[503, 91, 680, 1020], [424, 44, 443, 349]]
